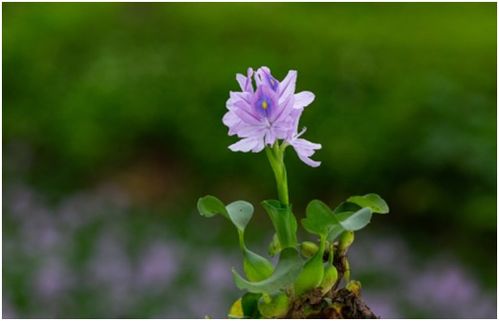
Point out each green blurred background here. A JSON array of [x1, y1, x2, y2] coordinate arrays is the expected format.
[[3, 3, 497, 318]]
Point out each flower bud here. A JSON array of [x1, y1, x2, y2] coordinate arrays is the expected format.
[[257, 292, 290, 318], [339, 231, 354, 251], [320, 265, 338, 295], [343, 257, 351, 282], [300, 241, 319, 258], [346, 280, 362, 296]]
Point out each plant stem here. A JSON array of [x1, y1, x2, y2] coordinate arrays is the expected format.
[[265, 144, 289, 206]]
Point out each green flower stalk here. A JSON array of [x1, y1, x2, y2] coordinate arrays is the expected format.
[[197, 66, 390, 318], [265, 144, 289, 206]]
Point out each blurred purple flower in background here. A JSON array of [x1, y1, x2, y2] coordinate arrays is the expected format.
[[223, 66, 321, 167]]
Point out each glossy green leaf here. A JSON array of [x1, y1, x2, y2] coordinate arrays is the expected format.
[[332, 201, 361, 214], [261, 200, 297, 249], [232, 248, 303, 294], [227, 201, 254, 232], [302, 200, 340, 237], [198, 196, 273, 282], [336, 208, 373, 231], [243, 248, 274, 282], [327, 224, 345, 242], [347, 193, 389, 214], [326, 194, 389, 241], [257, 292, 290, 318], [197, 195, 228, 218]]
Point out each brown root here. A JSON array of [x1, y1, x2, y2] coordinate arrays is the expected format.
[[286, 286, 378, 319]]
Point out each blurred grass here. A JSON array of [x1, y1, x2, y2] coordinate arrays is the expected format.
[[3, 2, 497, 318]]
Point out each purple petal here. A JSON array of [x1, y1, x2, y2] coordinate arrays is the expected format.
[[256, 66, 279, 91], [251, 138, 265, 153], [230, 91, 253, 106], [289, 137, 322, 167], [264, 128, 277, 145], [236, 123, 266, 138], [293, 138, 322, 152], [229, 137, 263, 153], [254, 66, 268, 87], [236, 68, 254, 92], [298, 154, 321, 167], [294, 91, 315, 109], [231, 101, 261, 125], [278, 70, 297, 103], [222, 111, 242, 136], [271, 90, 295, 124], [222, 111, 239, 127], [236, 74, 246, 90]]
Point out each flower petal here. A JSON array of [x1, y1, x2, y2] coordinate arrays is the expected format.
[[236, 123, 266, 138], [297, 153, 321, 167], [278, 70, 297, 103], [289, 137, 322, 167], [231, 101, 262, 125], [236, 68, 254, 92], [229, 137, 261, 153], [251, 138, 265, 153], [271, 90, 295, 124], [264, 128, 277, 146], [294, 91, 315, 109], [223, 110, 239, 127]]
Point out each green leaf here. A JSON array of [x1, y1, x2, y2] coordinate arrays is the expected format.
[[261, 200, 298, 249], [257, 292, 290, 318], [327, 224, 344, 242], [332, 201, 361, 214], [336, 208, 373, 231], [227, 201, 254, 232], [243, 248, 274, 282], [294, 238, 326, 295], [198, 197, 253, 233], [302, 200, 340, 237], [347, 194, 389, 214], [241, 293, 261, 318], [326, 194, 389, 241], [198, 196, 273, 282], [232, 248, 303, 294], [226, 201, 273, 282], [197, 195, 228, 218]]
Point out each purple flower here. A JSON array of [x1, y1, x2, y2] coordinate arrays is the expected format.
[[223, 67, 321, 167]]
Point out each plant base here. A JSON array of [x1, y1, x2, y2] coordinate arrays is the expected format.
[[287, 287, 378, 319]]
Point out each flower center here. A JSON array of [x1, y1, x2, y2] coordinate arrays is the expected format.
[[254, 87, 275, 119]]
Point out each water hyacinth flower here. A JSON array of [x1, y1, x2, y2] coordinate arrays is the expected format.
[[223, 67, 322, 167]]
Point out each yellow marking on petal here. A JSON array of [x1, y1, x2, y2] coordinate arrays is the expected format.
[[262, 100, 268, 110]]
